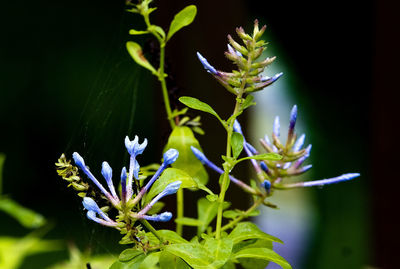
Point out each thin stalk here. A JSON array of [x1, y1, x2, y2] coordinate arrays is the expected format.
[[176, 188, 184, 235], [140, 219, 164, 243], [158, 45, 176, 129]]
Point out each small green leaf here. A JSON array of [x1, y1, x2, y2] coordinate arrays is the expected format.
[[248, 209, 260, 217], [175, 217, 204, 227], [145, 168, 198, 203], [179, 97, 222, 123], [129, 29, 149, 35], [204, 237, 233, 268], [228, 222, 283, 244], [206, 194, 218, 202], [165, 243, 214, 269], [231, 132, 244, 159], [0, 198, 46, 228], [119, 249, 144, 262], [148, 25, 166, 39], [164, 126, 208, 185], [236, 153, 282, 164], [231, 248, 292, 269], [233, 239, 273, 269], [242, 95, 256, 110], [126, 41, 157, 75], [197, 197, 219, 235], [159, 251, 191, 269], [167, 5, 197, 41], [223, 210, 241, 219], [139, 252, 160, 269]]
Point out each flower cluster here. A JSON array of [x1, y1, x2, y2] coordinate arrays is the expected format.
[[191, 105, 359, 200], [197, 19, 283, 95], [70, 135, 181, 230]]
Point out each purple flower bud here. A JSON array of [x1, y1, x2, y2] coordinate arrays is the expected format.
[[233, 120, 243, 135], [283, 162, 291, 169], [101, 162, 118, 199], [161, 181, 182, 196], [263, 180, 271, 192], [293, 134, 305, 152], [120, 167, 127, 201], [191, 146, 208, 164], [264, 135, 271, 145], [86, 211, 117, 227], [261, 72, 283, 83], [197, 52, 217, 75], [260, 161, 269, 173], [302, 173, 360, 187], [273, 116, 280, 137], [125, 135, 148, 157], [72, 152, 85, 169], [299, 164, 313, 173], [163, 148, 179, 166], [143, 212, 173, 222], [132, 159, 140, 179], [289, 105, 297, 131], [227, 44, 242, 57], [82, 197, 112, 222]]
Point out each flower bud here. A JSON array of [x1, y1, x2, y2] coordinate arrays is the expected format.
[[163, 148, 179, 166], [197, 52, 217, 75]]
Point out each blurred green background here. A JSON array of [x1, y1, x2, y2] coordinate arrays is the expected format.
[[1, 0, 395, 268]]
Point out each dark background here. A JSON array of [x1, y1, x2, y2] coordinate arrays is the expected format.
[[0, 0, 398, 268]]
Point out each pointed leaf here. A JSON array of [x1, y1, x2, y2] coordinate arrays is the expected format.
[[126, 41, 157, 75], [179, 97, 222, 123], [165, 243, 215, 269], [236, 153, 282, 163], [147, 230, 188, 245], [228, 222, 283, 244], [129, 29, 149, 35], [197, 197, 219, 235], [167, 5, 197, 41], [0, 198, 46, 228], [145, 168, 198, 203], [231, 132, 244, 159], [164, 126, 208, 185], [119, 249, 144, 262], [231, 248, 292, 269], [110, 253, 146, 269], [242, 95, 256, 110]]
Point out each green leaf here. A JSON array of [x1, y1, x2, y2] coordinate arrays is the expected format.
[[204, 237, 233, 268], [175, 217, 204, 227], [221, 261, 236, 269], [233, 239, 272, 269], [236, 153, 282, 164], [165, 243, 215, 269], [148, 25, 166, 39], [197, 197, 219, 235], [159, 251, 190, 269], [126, 41, 157, 75], [119, 249, 144, 262], [110, 253, 146, 269], [164, 126, 208, 185], [241, 95, 256, 110], [129, 29, 149, 35], [0, 198, 46, 228], [227, 222, 283, 244], [167, 5, 197, 41], [139, 252, 160, 269], [145, 168, 198, 203], [223, 210, 241, 219], [147, 230, 188, 245], [231, 132, 244, 159], [231, 248, 292, 269], [146, 202, 165, 215], [179, 97, 222, 123]]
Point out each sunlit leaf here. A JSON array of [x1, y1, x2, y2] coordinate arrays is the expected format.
[[110, 253, 146, 269], [147, 230, 188, 245], [0, 198, 46, 228], [145, 168, 198, 203], [165, 243, 215, 269], [197, 197, 219, 235], [204, 237, 233, 268], [164, 126, 208, 185], [167, 5, 197, 41], [231, 248, 292, 269], [138, 252, 160, 269], [129, 29, 149, 35], [159, 251, 190, 269], [119, 249, 144, 262], [236, 153, 282, 163], [175, 217, 204, 227]]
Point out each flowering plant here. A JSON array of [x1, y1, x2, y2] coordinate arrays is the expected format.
[[56, 1, 359, 268]]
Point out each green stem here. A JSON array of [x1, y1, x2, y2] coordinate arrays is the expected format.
[[158, 45, 176, 129], [176, 188, 184, 236], [140, 219, 164, 243], [218, 197, 264, 234]]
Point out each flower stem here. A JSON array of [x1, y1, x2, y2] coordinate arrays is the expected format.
[[140, 219, 164, 243], [176, 188, 184, 236]]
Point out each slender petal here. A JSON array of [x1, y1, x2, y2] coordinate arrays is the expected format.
[[82, 197, 112, 222], [120, 167, 127, 203], [142, 212, 173, 222], [86, 211, 117, 227], [101, 161, 118, 200], [197, 52, 217, 75], [292, 134, 305, 152], [273, 116, 280, 137]]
